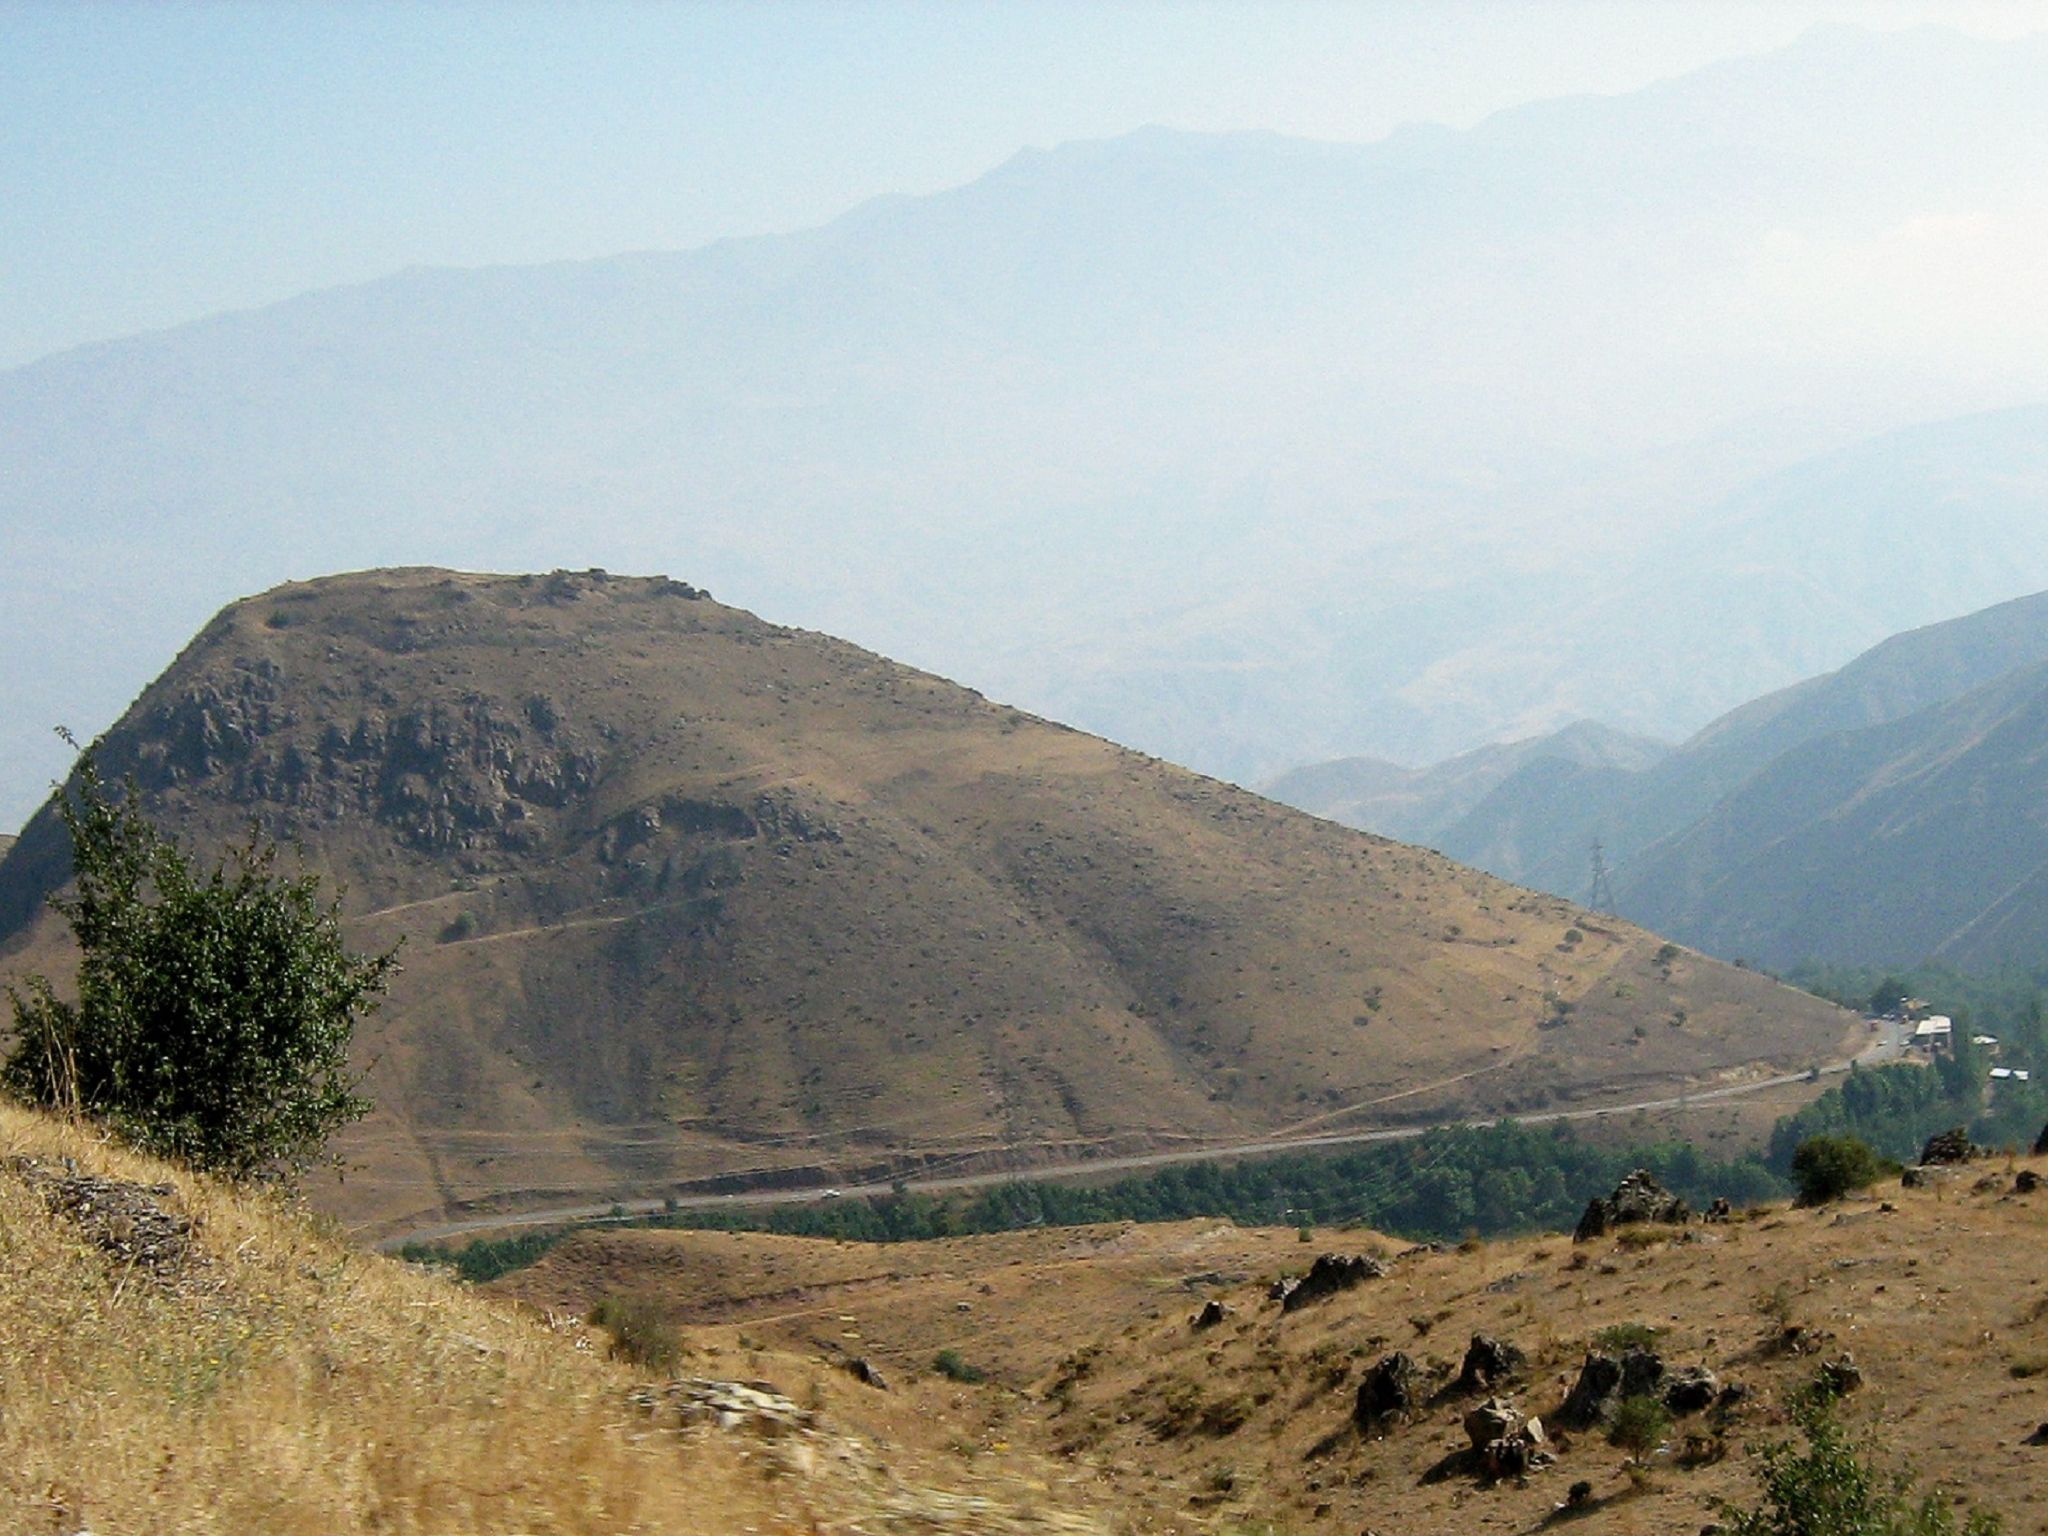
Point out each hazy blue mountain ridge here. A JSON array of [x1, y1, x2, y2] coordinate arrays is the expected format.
[[8, 25, 2048, 828]]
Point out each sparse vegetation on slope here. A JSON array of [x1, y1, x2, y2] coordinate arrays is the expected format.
[[498, 1154, 2048, 1534]]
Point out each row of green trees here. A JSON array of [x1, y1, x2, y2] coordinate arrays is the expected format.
[[409, 1121, 1788, 1281]]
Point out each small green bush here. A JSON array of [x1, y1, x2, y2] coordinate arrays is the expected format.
[[4, 747, 394, 1178], [1593, 1321, 1662, 1352], [1725, 1387, 2000, 1535], [1791, 1135, 1892, 1206], [1609, 1393, 1671, 1462], [933, 1348, 986, 1383], [588, 1295, 682, 1373]]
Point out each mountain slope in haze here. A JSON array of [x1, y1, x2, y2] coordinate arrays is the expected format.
[[1316, 586, 2048, 902], [11, 27, 2048, 826], [0, 570, 1848, 1234], [1263, 720, 1667, 848], [1402, 401, 2048, 763], [1620, 654, 2048, 970]]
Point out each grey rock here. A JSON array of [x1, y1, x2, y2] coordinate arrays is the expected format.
[[1279, 1252, 1389, 1312]]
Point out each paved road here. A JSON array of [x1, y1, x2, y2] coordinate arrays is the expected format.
[[379, 1029, 1901, 1251]]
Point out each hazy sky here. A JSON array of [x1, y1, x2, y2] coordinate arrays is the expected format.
[[3, 0, 2042, 370]]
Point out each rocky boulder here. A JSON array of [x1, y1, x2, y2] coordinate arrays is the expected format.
[[1463, 1396, 1550, 1480], [1456, 1333, 1527, 1394], [1920, 1127, 1979, 1166], [1277, 1253, 1388, 1312], [1819, 1354, 1864, 1396], [1662, 1365, 1720, 1414], [1191, 1299, 1231, 1330], [1560, 1345, 1665, 1428], [1354, 1351, 1423, 1428], [1573, 1170, 1689, 1242]]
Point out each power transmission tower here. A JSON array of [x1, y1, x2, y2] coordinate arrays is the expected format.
[[1587, 839, 1617, 914]]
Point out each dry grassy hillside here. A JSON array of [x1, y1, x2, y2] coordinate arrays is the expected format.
[[500, 1170, 2048, 1535], [0, 1101, 1101, 1534], [0, 569, 1850, 1235]]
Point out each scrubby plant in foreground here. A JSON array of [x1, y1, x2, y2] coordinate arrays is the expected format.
[[1725, 1387, 1999, 1536], [4, 747, 396, 1178]]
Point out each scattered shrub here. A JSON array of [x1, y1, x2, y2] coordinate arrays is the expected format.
[[588, 1295, 682, 1373], [1593, 1322, 1662, 1352], [1791, 1135, 1891, 1206], [1609, 1393, 1672, 1462], [933, 1348, 986, 1383], [1724, 1387, 2000, 1535], [4, 746, 394, 1178]]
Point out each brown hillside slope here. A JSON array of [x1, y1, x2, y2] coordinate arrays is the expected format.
[[501, 1174, 2048, 1535], [0, 1101, 1100, 1534], [0, 569, 1848, 1233]]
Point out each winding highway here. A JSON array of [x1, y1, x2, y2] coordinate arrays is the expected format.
[[379, 1015, 1907, 1251]]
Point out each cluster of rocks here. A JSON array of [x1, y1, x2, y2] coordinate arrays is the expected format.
[[10, 1157, 193, 1285], [1463, 1395, 1553, 1479], [1272, 1253, 1389, 1312], [1560, 1344, 1733, 1427], [1573, 1170, 1690, 1243], [631, 1377, 815, 1438]]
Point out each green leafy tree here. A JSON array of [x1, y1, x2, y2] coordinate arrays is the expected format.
[[1726, 1386, 1999, 1536], [4, 748, 396, 1178], [1609, 1393, 1671, 1463], [1790, 1135, 1890, 1206]]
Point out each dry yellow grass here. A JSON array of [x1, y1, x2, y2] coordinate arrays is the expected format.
[[0, 1102, 1104, 1534]]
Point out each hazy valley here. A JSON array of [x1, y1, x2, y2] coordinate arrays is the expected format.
[[11, 13, 2048, 1532]]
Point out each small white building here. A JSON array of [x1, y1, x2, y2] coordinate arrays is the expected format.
[[1913, 1015, 1954, 1050]]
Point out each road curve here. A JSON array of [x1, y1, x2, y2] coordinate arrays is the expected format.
[[379, 1024, 1902, 1252]]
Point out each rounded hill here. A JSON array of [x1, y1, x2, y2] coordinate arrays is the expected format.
[[0, 569, 1849, 1233]]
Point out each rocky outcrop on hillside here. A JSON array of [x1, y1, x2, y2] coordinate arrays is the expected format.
[[1573, 1170, 1689, 1242], [113, 664, 606, 854]]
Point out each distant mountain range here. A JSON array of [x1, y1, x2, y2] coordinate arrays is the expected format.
[[8, 25, 2048, 828], [1275, 588, 2048, 969], [1263, 721, 1670, 851], [0, 570, 1846, 1232]]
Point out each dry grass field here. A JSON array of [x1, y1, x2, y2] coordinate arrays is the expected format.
[[499, 1167, 2048, 1535], [0, 1100, 1111, 1534], [0, 569, 1852, 1237]]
